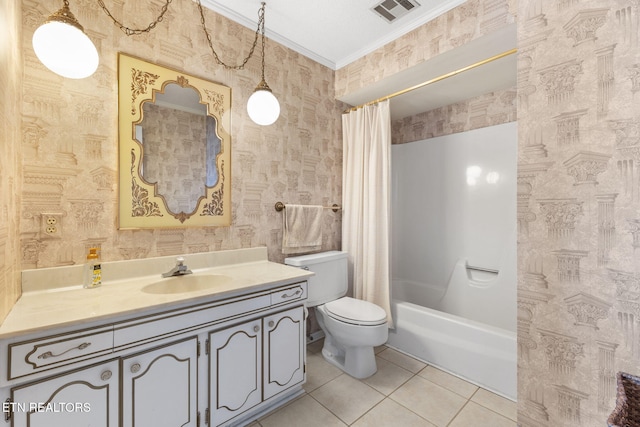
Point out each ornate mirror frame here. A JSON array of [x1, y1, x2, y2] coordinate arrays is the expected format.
[[118, 53, 231, 228]]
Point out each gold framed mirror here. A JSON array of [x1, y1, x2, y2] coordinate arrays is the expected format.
[[118, 53, 231, 228]]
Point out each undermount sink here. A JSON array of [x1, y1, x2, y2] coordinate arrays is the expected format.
[[141, 274, 232, 294]]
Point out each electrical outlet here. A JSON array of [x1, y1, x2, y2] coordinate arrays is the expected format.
[[41, 213, 63, 238]]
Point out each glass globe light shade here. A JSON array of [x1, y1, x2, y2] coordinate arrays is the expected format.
[[32, 20, 99, 79], [247, 88, 280, 126]]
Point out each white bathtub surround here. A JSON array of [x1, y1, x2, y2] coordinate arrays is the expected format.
[[389, 122, 517, 399], [342, 99, 393, 326], [391, 122, 517, 315], [439, 247, 517, 332]]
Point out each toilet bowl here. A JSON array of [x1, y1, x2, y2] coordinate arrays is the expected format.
[[284, 251, 389, 379], [315, 297, 388, 378]]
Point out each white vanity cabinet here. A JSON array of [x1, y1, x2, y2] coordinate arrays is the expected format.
[[263, 306, 305, 400], [209, 318, 263, 425], [209, 305, 305, 426], [1, 278, 308, 427], [121, 336, 199, 427], [9, 359, 119, 427]]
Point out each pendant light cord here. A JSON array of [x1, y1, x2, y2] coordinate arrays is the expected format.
[[96, 0, 266, 71], [259, 5, 266, 81], [196, 1, 265, 71], [97, 0, 173, 36]]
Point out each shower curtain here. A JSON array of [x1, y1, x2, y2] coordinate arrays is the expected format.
[[341, 100, 393, 327]]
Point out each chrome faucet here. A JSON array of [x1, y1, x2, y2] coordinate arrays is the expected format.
[[162, 257, 193, 278]]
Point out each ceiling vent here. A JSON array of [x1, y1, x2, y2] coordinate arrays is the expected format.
[[372, 0, 421, 23]]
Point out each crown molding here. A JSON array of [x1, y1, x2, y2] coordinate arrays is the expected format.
[[199, 0, 466, 70], [199, 0, 336, 68]]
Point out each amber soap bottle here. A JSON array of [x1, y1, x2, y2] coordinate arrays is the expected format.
[[83, 248, 102, 289]]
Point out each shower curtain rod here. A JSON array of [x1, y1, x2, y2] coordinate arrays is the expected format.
[[343, 48, 517, 113]]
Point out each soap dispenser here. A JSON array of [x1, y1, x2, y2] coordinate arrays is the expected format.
[[84, 248, 102, 289]]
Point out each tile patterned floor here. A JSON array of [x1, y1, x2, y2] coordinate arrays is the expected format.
[[250, 340, 517, 427]]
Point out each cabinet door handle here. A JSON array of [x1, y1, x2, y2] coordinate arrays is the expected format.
[[37, 342, 91, 360], [268, 321, 275, 328], [131, 363, 141, 373], [253, 325, 260, 333], [281, 289, 302, 299], [101, 370, 113, 381]]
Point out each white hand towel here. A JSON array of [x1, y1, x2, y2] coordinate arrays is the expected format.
[[282, 204, 323, 254]]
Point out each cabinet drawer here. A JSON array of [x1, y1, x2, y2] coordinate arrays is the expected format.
[[270, 282, 307, 305], [114, 294, 271, 349], [9, 327, 114, 380]]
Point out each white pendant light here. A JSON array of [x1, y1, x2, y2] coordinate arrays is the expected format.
[[32, 1, 99, 79], [196, 1, 280, 125], [247, 80, 280, 126], [246, 3, 280, 126]]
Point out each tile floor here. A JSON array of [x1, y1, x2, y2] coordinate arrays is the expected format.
[[251, 340, 517, 427]]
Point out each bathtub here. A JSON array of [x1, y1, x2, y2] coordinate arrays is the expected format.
[[387, 279, 517, 401], [389, 123, 517, 400]]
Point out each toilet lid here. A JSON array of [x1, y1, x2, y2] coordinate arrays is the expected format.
[[324, 297, 387, 326]]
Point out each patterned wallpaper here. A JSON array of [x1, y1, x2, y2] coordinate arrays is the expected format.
[[18, 0, 345, 271], [0, 2, 23, 323], [517, 1, 640, 425], [335, 0, 638, 425], [391, 86, 517, 144], [336, 0, 517, 99], [9, 2, 638, 424]]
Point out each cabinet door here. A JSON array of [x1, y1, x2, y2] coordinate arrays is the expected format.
[[10, 359, 118, 427], [209, 318, 262, 426], [263, 306, 305, 400], [121, 337, 198, 427]]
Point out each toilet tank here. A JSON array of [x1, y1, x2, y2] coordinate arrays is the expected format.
[[284, 251, 348, 307]]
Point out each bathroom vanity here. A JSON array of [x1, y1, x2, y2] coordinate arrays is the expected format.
[[0, 248, 312, 427]]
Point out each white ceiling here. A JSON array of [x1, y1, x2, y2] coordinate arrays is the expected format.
[[200, 0, 467, 70], [201, 0, 517, 119]]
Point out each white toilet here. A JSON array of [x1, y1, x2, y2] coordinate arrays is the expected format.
[[285, 251, 388, 379]]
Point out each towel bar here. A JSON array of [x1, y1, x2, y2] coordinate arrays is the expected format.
[[274, 202, 341, 213], [466, 265, 499, 274]]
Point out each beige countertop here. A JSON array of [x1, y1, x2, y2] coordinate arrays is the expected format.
[[0, 248, 313, 339]]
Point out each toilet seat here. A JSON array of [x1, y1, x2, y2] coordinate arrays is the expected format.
[[324, 297, 387, 326]]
